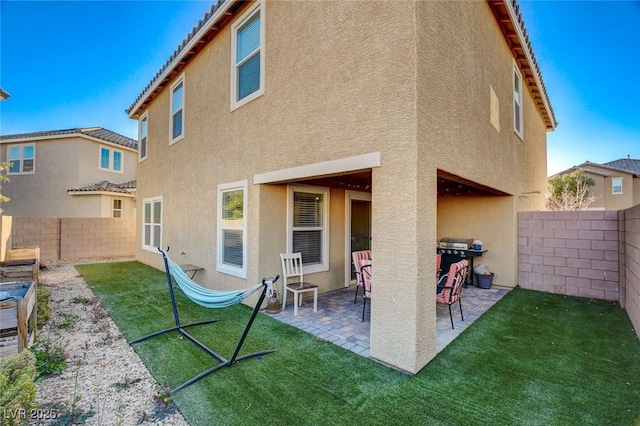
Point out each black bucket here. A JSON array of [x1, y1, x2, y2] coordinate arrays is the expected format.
[[476, 273, 494, 289]]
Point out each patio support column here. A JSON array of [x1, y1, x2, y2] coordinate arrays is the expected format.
[[368, 163, 437, 374]]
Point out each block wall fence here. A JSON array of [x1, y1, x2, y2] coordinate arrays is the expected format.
[[624, 205, 640, 337], [518, 206, 640, 339], [6, 217, 135, 261]]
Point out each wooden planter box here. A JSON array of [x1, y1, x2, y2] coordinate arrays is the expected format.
[[0, 280, 36, 354], [3, 246, 40, 284]]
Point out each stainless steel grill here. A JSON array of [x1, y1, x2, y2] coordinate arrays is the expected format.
[[438, 237, 474, 250]]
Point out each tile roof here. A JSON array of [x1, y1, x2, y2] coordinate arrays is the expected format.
[[554, 159, 640, 179], [67, 180, 137, 195], [602, 158, 640, 176], [0, 127, 137, 149]]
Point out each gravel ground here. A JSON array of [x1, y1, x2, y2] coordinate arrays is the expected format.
[[28, 258, 190, 426]]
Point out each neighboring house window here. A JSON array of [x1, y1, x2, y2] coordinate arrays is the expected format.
[[612, 177, 623, 194], [143, 196, 162, 250], [99, 146, 123, 173], [8, 144, 35, 174], [217, 181, 248, 278], [287, 185, 330, 274], [139, 113, 148, 161], [513, 63, 524, 139], [231, 1, 264, 110], [170, 75, 185, 144], [113, 199, 123, 218]]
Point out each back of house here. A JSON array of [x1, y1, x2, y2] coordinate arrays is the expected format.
[[128, 0, 555, 374]]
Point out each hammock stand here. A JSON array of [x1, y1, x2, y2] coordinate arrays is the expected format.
[[129, 248, 279, 394]]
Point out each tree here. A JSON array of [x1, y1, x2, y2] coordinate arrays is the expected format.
[[0, 162, 9, 214], [546, 170, 596, 211]]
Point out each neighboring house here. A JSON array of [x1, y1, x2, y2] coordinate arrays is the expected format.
[[0, 127, 137, 218], [127, 0, 555, 374], [552, 157, 640, 210]]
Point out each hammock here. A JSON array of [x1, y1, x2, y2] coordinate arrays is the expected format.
[[168, 259, 266, 308], [129, 247, 279, 394]]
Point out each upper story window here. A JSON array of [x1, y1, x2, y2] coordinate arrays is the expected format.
[[287, 185, 330, 274], [513, 63, 524, 139], [231, 1, 265, 110], [99, 146, 123, 173], [143, 196, 162, 251], [612, 177, 623, 194], [170, 75, 185, 144], [8, 144, 35, 175], [217, 181, 248, 278], [139, 113, 148, 161], [113, 199, 123, 218]]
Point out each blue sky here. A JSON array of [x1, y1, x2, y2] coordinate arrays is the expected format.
[[1, 1, 639, 176], [0, 0, 213, 139], [519, 1, 640, 175]]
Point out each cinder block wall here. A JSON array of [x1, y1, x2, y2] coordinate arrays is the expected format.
[[624, 205, 640, 336], [60, 218, 135, 259], [9, 217, 135, 261], [11, 217, 60, 260], [518, 211, 620, 300]]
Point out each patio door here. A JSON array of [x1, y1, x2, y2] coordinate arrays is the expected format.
[[345, 190, 371, 287]]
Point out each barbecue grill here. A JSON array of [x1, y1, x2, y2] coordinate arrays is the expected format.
[[437, 237, 486, 287]]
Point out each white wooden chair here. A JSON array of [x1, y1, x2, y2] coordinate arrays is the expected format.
[[280, 253, 318, 316]]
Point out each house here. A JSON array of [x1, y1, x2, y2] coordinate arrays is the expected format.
[[551, 157, 640, 210], [0, 89, 9, 101], [0, 127, 137, 218], [127, 0, 555, 374]]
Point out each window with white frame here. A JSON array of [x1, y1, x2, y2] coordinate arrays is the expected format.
[[217, 181, 248, 278], [287, 185, 330, 274], [231, 1, 264, 110], [513, 64, 524, 139], [8, 144, 35, 174], [113, 199, 123, 218], [99, 146, 123, 172], [139, 113, 148, 161], [170, 75, 185, 143], [612, 177, 623, 194], [143, 196, 162, 250]]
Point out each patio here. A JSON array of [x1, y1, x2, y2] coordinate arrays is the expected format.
[[265, 284, 511, 357]]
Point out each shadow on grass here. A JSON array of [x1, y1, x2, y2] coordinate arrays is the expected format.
[[77, 261, 640, 426]]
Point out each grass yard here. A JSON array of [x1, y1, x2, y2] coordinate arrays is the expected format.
[[77, 261, 640, 425]]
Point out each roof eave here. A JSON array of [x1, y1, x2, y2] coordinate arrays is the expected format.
[[489, 0, 557, 131], [553, 162, 640, 179], [0, 132, 137, 152], [67, 190, 136, 197], [126, 0, 240, 119]]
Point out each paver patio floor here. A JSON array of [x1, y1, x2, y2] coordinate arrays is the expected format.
[[265, 284, 510, 358]]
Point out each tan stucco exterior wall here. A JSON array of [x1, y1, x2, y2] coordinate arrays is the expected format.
[[418, 2, 548, 290], [134, 0, 550, 374], [420, 2, 548, 198], [603, 173, 635, 210], [581, 167, 637, 211], [587, 174, 607, 210], [1, 137, 136, 217]]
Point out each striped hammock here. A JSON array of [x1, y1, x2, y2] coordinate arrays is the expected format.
[[168, 258, 271, 309]]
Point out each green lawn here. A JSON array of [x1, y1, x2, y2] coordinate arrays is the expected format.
[[77, 261, 640, 425]]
